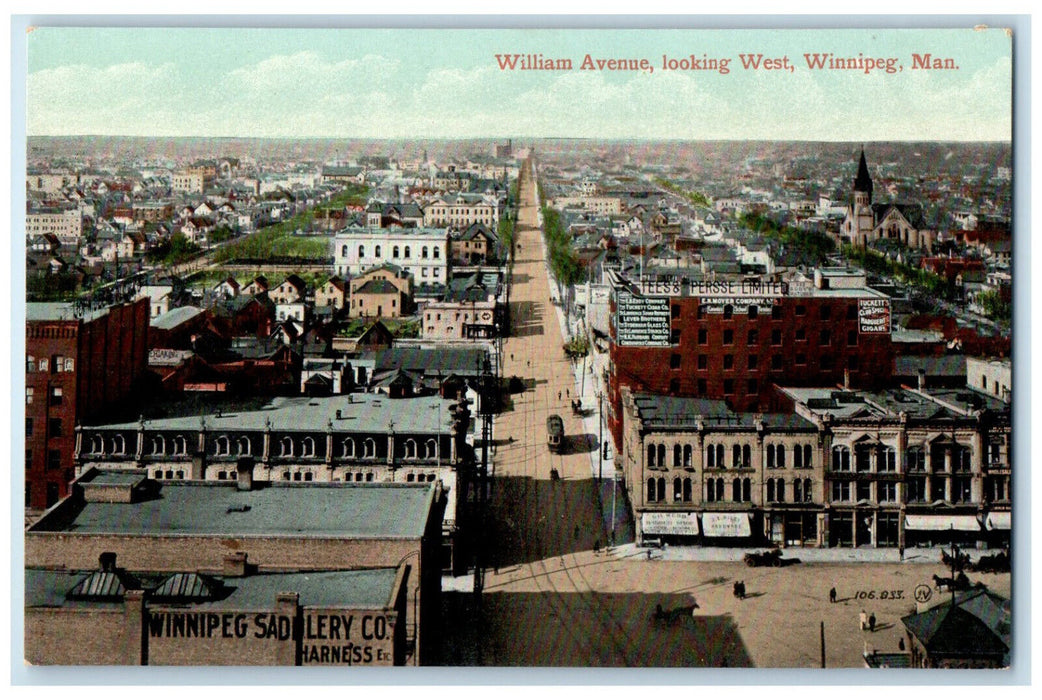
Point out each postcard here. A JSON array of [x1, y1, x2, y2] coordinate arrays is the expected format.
[[17, 21, 1016, 676]]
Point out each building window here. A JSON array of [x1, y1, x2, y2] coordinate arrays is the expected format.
[[669, 378, 680, 393], [392, 246, 400, 258], [723, 379, 734, 395], [647, 443, 657, 468], [879, 482, 897, 503], [831, 480, 851, 502], [697, 355, 707, 370], [215, 436, 231, 456], [771, 354, 783, 370], [772, 305, 782, 320], [771, 330, 782, 345], [795, 354, 806, 365], [707, 444, 724, 468], [280, 436, 294, 457], [670, 329, 681, 344], [358, 245, 365, 258], [301, 437, 315, 457], [671, 304, 680, 319], [723, 329, 734, 345], [723, 355, 733, 370], [856, 481, 872, 502], [670, 354, 681, 369], [820, 306, 832, 320], [48, 418, 62, 437], [847, 330, 858, 346], [683, 444, 693, 468], [831, 446, 851, 471], [747, 329, 758, 344], [47, 450, 61, 471], [747, 379, 758, 395], [50, 386, 63, 406], [847, 356, 859, 371], [698, 329, 708, 344], [25, 388, 33, 405], [795, 328, 806, 342], [819, 330, 831, 345], [697, 378, 707, 394], [821, 355, 834, 371], [879, 446, 896, 472], [39, 358, 48, 372], [906, 477, 926, 503], [847, 304, 857, 320], [795, 305, 806, 316], [375, 245, 382, 257], [747, 305, 758, 319], [855, 444, 873, 472], [723, 305, 733, 320], [433, 248, 440, 259], [794, 444, 812, 469], [27, 355, 35, 372], [673, 444, 682, 467], [422, 246, 429, 259]]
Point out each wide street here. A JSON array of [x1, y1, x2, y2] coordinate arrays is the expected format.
[[434, 159, 1015, 670]]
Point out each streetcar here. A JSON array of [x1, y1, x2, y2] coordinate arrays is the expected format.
[[546, 414, 564, 453]]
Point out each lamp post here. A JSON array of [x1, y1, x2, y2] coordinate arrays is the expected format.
[[596, 390, 603, 482]]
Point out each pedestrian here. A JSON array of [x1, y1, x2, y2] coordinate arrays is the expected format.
[[510, 353, 514, 361], [566, 388, 570, 397], [558, 391, 562, 400], [859, 610, 868, 631], [899, 544, 905, 561], [829, 586, 837, 604], [869, 613, 876, 632]]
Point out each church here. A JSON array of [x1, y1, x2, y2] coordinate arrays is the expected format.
[[840, 148, 935, 252]]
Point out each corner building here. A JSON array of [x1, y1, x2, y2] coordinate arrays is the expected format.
[[607, 268, 894, 448]]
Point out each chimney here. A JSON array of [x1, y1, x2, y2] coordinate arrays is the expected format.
[[236, 457, 255, 492], [223, 551, 248, 577], [917, 369, 926, 391], [100, 551, 117, 572], [335, 409, 342, 420]]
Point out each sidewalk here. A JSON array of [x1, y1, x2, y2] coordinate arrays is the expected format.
[[605, 541, 1010, 564]]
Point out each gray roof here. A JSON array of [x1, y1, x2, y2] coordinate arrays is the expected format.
[[894, 355, 967, 377], [373, 346, 488, 376], [87, 394, 456, 435], [26, 567, 399, 611], [29, 479, 437, 539], [26, 302, 107, 324], [630, 392, 816, 431], [151, 305, 205, 330]]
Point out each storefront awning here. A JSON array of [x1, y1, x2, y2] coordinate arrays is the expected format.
[[701, 512, 752, 538], [985, 512, 1011, 531], [904, 514, 981, 532], [642, 511, 700, 536]]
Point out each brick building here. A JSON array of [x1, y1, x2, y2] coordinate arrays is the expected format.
[[25, 469, 444, 665], [606, 267, 895, 448], [25, 299, 150, 510]]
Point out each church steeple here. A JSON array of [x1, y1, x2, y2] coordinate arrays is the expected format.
[[853, 146, 873, 205]]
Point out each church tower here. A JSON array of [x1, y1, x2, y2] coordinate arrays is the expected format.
[[853, 146, 873, 207]]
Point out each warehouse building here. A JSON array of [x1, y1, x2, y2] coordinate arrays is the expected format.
[[25, 468, 444, 665]]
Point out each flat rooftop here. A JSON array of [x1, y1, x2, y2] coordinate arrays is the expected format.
[[629, 392, 816, 431], [86, 393, 457, 435], [26, 567, 400, 611], [28, 479, 437, 539]]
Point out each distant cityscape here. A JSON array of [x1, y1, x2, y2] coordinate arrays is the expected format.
[[24, 136, 1012, 670]]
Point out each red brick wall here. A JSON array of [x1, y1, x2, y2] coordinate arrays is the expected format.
[[608, 295, 894, 447]]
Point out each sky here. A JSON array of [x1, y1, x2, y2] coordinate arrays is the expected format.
[[23, 26, 1014, 142]]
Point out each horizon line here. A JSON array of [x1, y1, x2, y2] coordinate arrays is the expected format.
[[27, 134, 1013, 144]]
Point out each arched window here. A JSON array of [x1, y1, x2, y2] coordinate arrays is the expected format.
[[776, 478, 785, 502], [342, 438, 355, 458], [803, 479, 813, 502], [404, 246, 410, 258], [656, 444, 666, 468], [173, 436, 187, 456], [425, 438, 438, 459], [422, 246, 429, 259], [656, 477, 665, 502], [706, 444, 717, 468], [742, 478, 751, 502], [793, 478, 802, 503], [358, 245, 365, 258], [831, 445, 851, 471], [732, 477, 741, 502], [342, 245, 348, 257], [767, 444, 776, 468], [647, 478, 657, 502], [732, 445, 741, 468], [673, 444, 682, 467], [151, 435, 165, 456], [954, 445, 972, 472], [804, 444, 812, 468], [301, 437, 315, 457], [215, 436, 231, 456], [647, 443, 656, 467], [237, 436, 251, 456], [880, 446, 896, 472], [776, 445, 785, 468], [683, 478, 692, 502], [404, 439, 417, 460], [375, 245, 382, 257], [683, 444, 692, 467], [743, 444, 751, 467], [673, 477, 683, 501], [767, 478, 776, 502], [393, 246, 400, 258], [90, 434, 104, 454], [905, 446, 925, 471], [111, 435, 126, 455], [280, 436, 294, 457], [364, 437, 376, 458]]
